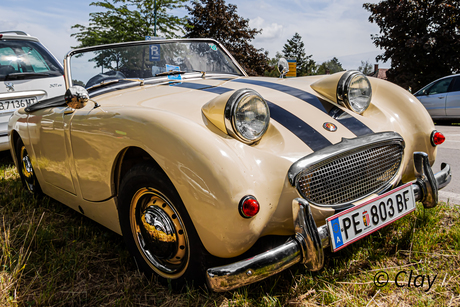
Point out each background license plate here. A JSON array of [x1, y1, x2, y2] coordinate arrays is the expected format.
[[326, 183, 415, 252], [0, 97, 37, 111]]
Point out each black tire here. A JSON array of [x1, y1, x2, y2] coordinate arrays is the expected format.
[[118, 162, 209, 289], [15, 138, 42, 195]]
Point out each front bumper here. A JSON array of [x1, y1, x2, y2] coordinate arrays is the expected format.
[[206, 152, 452, 291]]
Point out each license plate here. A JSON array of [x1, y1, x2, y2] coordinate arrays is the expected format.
[[326, 183, 416, 252], [0, 97, 37, 111]]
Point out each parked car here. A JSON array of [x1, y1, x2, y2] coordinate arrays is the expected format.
[[414, 74, 460, 120], [0, 31, 65, 151], [8, 39, 451, 291]]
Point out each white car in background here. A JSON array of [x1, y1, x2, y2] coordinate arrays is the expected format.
[[0, 31, 65, 151]]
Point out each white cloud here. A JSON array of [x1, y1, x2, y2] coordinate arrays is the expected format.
[[249, 17, 284, 40]]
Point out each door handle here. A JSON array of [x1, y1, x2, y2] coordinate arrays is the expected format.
[[438, 96, 445, 99]]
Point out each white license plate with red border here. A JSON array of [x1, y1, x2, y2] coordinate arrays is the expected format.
[[326, 183, 416, 252]]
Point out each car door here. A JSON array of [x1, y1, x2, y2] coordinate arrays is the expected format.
[[446, 76, 460, 117], [416, 77, 453, 117], [28, 106, 77, 194]]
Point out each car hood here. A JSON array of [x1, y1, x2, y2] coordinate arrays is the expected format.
[[92, 76, 384, 153]]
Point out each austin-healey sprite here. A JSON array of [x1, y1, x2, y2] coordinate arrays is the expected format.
[[8, 38, 451, 291]]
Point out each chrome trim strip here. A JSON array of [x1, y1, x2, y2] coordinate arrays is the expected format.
[[206, 240, 301, 292], [206, 198, 327, 292], [288, 131, 404, 186], [292, 198, 324, 271], [413, 153, 451, 207], [0, 90, 45, 100], [414, 152, 438, 208], [436, 163, 452, 190]]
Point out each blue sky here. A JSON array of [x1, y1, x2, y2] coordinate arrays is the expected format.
[[1, 0, 387, 70]]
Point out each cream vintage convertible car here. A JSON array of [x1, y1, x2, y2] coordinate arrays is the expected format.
[[8, 39, 451, 291]]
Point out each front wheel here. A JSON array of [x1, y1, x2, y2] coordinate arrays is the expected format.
[[118, 163, 208, 287], [15, 138, 41, 195]]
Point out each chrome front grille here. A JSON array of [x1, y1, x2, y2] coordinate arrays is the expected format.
[[288, 132, 405, 208]]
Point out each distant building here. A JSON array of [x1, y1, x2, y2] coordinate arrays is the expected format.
[[368, 64, 388, 80]]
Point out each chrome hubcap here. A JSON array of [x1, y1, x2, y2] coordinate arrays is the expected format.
[[20, 146, 35, 191], [130, 188, 188, 278]]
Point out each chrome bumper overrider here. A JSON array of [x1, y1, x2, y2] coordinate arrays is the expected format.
[[206, 152, 452, 292]]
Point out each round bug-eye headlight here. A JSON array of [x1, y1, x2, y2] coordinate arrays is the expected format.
[[224, 88, 270, 144], [337, 71, 372, 114]]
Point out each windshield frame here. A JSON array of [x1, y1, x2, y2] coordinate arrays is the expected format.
[[63, 38, 247, 89]]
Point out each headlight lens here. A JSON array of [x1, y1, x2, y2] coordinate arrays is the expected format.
[[225, 89, 270, 144], [337, 71, 372, 114]]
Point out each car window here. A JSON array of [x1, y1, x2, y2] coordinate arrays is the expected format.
[[450, 76, 460, 92], [427, 78, 453, 95], [0, 40, 63, 81]]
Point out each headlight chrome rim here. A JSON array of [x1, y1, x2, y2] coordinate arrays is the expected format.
[[224, 88, 270, 144], [337, 71, 372, 114]]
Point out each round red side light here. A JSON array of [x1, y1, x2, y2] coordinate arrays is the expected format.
[[239, 196, 260, 218], [431, 130, 445, 146]]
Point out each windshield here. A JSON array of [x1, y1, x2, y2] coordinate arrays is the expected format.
[[0, 40, 63, 81], [69, 40, 243, 89]]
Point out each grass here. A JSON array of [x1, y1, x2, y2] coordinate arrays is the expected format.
[[1, 150, 460, 306]]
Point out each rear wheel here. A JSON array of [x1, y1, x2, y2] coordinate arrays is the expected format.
[[118, 163, 208, 288], [15, 138, 41, 195]]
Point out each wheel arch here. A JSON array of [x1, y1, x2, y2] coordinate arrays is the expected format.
[[112, 146, 161, 201], [9, 129, 21, 167]]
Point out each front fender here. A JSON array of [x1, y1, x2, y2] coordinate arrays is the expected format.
[[71, 105, 297, 258]]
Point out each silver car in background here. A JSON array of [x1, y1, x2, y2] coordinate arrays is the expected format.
[[0, 31, 65, 151], [414, 74, 460, 121]]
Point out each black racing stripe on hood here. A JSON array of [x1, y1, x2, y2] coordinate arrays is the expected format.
[[232, 79, 373, 136], [266, 101, 332, 151], [180, 82, 332, 150]]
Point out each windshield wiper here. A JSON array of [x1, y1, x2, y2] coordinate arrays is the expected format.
[[5, 72, 51, 81], [86, 78, 144, 91], [193, 70, 206, 78], [155, 70, 186, 77]]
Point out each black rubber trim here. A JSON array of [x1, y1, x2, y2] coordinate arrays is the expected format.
[[24, 95, 66, 112]]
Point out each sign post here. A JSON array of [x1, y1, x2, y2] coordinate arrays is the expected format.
[[286, 59, 297, 78]]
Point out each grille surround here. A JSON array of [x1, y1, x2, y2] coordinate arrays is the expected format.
[[288, 132, 405, 209]]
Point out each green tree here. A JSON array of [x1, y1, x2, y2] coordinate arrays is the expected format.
[[316, 57, 345, 75], [71, 0, 188, 48], [364, 1, 460, 91], [185, 0, 268, 76], [282, 33, 315, 76], [358, 60, 373, 75]]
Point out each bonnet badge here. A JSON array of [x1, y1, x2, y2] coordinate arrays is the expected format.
[[6, 83, 14, 92], [323, 122, 337, 132]]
